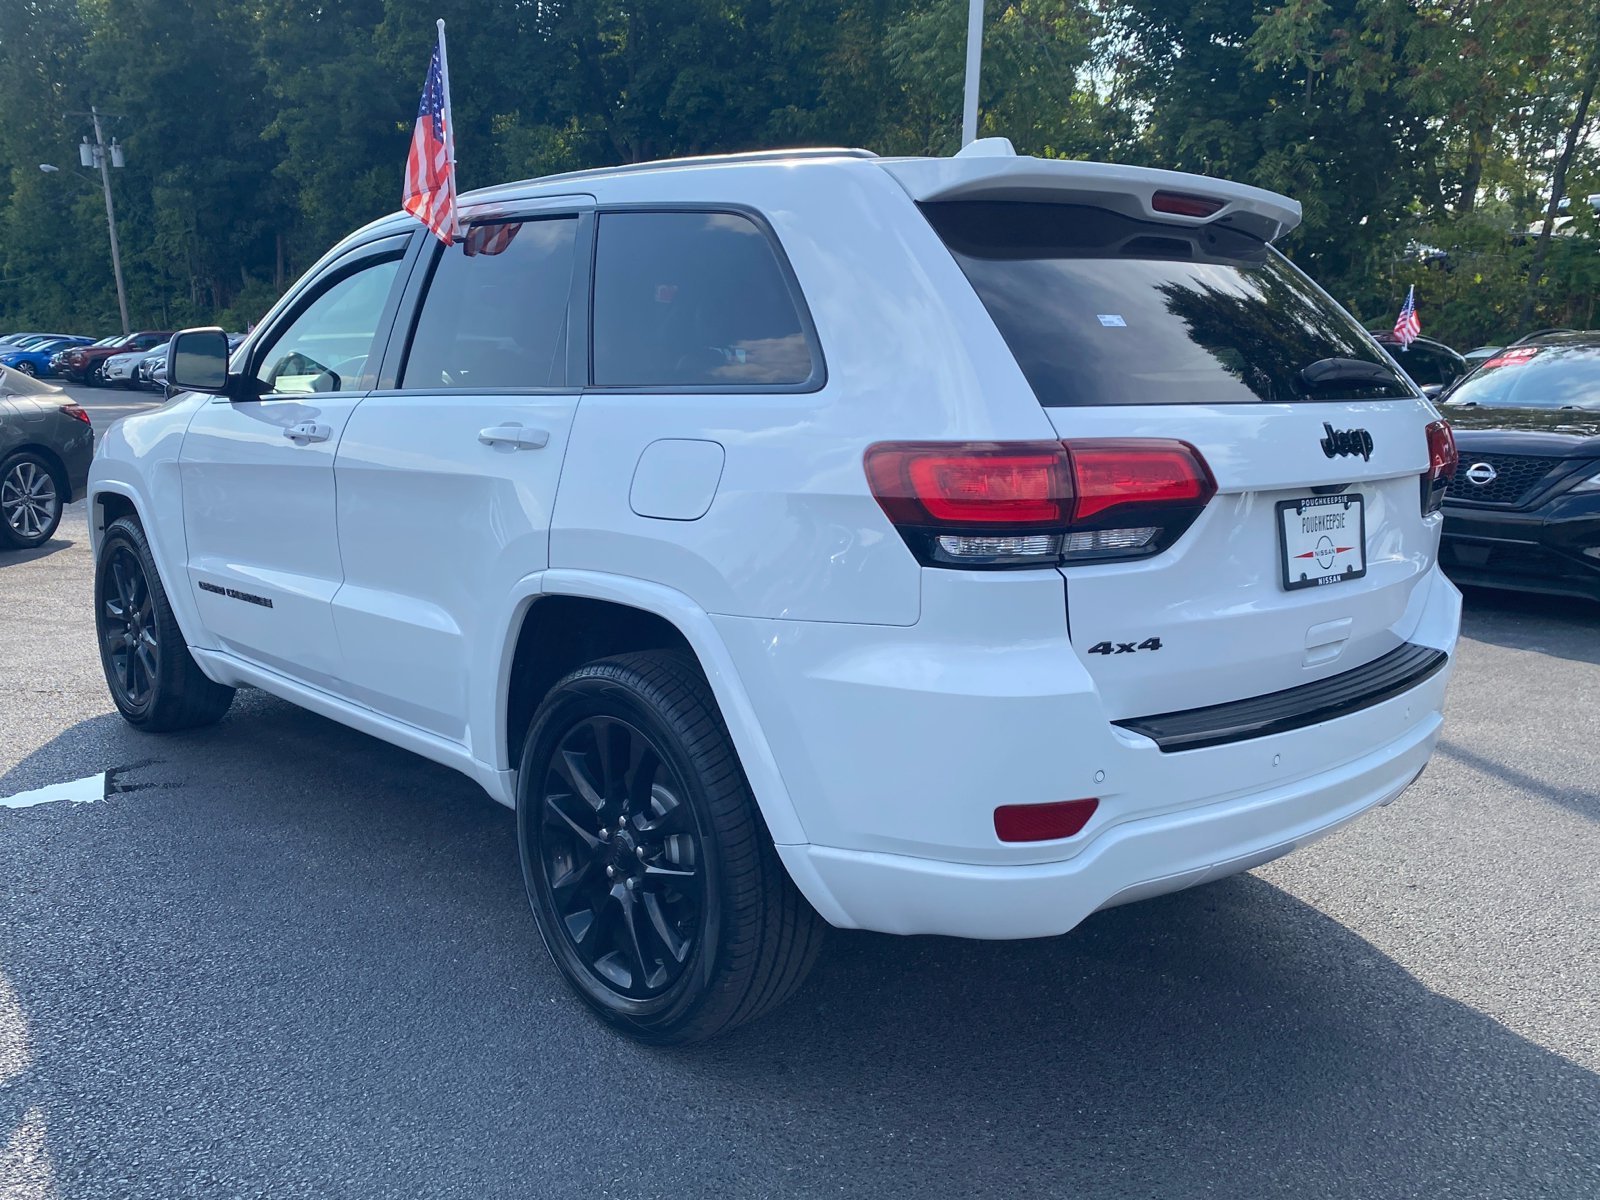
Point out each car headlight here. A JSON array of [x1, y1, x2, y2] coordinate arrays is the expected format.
[[1571, 469, 1600, 494]]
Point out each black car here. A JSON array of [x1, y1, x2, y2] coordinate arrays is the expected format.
[[1370, 332, 1469, 398], [0, 365, 94, 549], [1437, 332, 1600, 602]]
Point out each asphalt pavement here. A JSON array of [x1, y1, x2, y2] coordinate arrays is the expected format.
[[1, 419, 1598, 1197]]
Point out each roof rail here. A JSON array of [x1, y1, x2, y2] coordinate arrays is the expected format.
[[1510, 327, 1578, 345], [462, 147, 878, 203]]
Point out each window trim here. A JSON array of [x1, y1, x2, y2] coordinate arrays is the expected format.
[[241, 233, 414, 401], [383, 206, 593, 396], [584, 203, 828, 395]]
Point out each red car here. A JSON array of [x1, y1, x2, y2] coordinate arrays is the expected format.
[[59, 331, 172, 384]]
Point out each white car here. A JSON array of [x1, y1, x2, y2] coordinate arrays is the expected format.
[[87, 144, 1461, 1042], [101, 348, 151, 387]]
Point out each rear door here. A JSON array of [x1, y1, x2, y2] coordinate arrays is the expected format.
[[330, 201, 590, 742], [919, 200, 1442, 720]]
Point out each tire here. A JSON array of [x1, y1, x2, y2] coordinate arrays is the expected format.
[[14, 361, 36, 377], [518, 650, 825, 1043], [94, 515, 235, 731], [0, 452, 64, 549]]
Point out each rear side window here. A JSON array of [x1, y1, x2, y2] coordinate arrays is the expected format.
[[403, 216, 579, 390], [922, 201, 1412, 406], [591, 211, 817, 388]]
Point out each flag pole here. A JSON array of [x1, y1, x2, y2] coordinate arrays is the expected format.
[[435, 18, 460, 237]]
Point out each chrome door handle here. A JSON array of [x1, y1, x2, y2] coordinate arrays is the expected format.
[[478, 424, 549, 450], [284, 422, 331, 443]]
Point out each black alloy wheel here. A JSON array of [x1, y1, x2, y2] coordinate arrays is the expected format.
[[94, 515, 235, 730], [519, 651, 826, 1043], [0, 453, 62, 549], [538, 714, 706, 998]]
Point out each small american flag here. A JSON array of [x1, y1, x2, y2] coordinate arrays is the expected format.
[[464, 221, 521, 257], [403, 31, 457, 245], [1392, 285, 1420, 348]]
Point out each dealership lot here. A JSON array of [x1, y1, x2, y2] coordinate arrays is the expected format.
[[2, 422, 1598, 1195]]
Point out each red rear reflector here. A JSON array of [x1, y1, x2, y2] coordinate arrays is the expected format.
[[994, 798, 1099, 842], [1066, 439, 1215, 521], [1151, 190, 1226, 218], [864, 441, 1073, 526], [60, 404, 90, 423]]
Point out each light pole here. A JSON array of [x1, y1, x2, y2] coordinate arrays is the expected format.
[[61, 106, 130, 336], [962, 0, 983, 147]]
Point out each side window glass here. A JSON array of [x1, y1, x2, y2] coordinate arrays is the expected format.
[[255, 255, 401, 395], [592, 211, 815, 387], [401, 217, 578, 390]]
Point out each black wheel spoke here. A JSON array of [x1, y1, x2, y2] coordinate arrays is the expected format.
[[534, 713, 706, 1001]]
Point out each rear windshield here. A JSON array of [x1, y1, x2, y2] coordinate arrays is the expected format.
[[1442, 344, 1600, 410], [921, 201, 1413, 406]]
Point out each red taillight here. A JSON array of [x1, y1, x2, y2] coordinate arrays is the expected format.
[[994, 798, 1099, 842], [1151, 190, 1226, 218], [865, 439, 1215, 568], [60, 404, 90, 423], [864, 442, 1073, 528], [1067, 439, 1216, 522], [1422, 419, 1456, 515]]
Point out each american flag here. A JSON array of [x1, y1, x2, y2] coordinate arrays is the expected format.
[[1392, 285, 1420, 348], [403, 33, 457, 245], [464, 221, 521, 257]]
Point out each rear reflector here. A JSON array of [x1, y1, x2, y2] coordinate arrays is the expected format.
[[1151, 191, 1226, 218], [865, 439, 1215, 568], [994, 798, 1100, 842]]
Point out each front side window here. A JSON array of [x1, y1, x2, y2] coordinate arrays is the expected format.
[[402, 217, 579, 390], [254, 254, 402, 395], [591, 211, 816, 388], [922, 201, 1412, 407]]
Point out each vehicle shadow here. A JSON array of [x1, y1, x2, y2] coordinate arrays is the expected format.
[[1458, 582, 1600, 665], [1, 691, 1595, 1198], [0, 533, 76, 569]]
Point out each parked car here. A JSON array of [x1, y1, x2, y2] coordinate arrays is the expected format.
[[142, 334, 242, 391], [1370, 333, 1468, 398], [0, 365, 93, 548], [49, 335, 120, 377], [1438, 331, 1600, 601], [10, 334, 92, 351], [102, 346, 159, 388], [0, 337, 92, 377], [0, 332, 50, 346], [90, 146, 1461, 1042], [59, 331, 171, 384]]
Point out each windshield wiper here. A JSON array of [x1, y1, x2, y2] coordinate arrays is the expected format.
[[1299, 357, 1402, 389]]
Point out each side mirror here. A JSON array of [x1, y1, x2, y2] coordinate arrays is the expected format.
[[1422, 383, 1444, 400], [168, 327, 230, 394]]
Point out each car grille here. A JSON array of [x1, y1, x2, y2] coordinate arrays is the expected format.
[[1447, 454, 1561, 505]]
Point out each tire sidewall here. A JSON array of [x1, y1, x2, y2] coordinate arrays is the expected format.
[[517, 666, 729, 1040]]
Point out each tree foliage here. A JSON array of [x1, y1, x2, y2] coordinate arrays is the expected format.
[[0, 0, 1594, 346]]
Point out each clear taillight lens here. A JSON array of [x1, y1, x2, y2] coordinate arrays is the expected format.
[[1422, 420, 1457, 515], [864, 439, 1216, 568]]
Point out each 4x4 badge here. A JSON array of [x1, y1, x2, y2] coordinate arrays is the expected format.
[[1321, 424, 1374, 461]]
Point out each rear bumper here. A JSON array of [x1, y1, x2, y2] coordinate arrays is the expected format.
[[780, 706, 1439, 939]]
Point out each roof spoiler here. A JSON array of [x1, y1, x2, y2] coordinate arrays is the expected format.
[[878, 156, 1301, 243]]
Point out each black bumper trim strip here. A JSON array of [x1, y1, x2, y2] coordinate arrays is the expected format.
[[1112, 642, 1449, 753]]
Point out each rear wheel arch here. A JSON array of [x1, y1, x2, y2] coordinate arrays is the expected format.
[[10, 444, 69, 497]]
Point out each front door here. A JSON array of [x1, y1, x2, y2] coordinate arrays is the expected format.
[[331, 207, 588, 744], [180, 239, 410, 689]]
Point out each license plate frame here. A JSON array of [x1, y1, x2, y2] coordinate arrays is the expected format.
[[1277, 493, 1367, 591]]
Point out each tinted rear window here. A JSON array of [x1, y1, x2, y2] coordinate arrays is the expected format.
[[922, 202, 1412, 406], [1442, 345, 1600, 410], [591, 211, 817, 388]]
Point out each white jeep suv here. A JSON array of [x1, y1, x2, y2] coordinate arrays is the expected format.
[[89, 146, 1461, 1042]]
